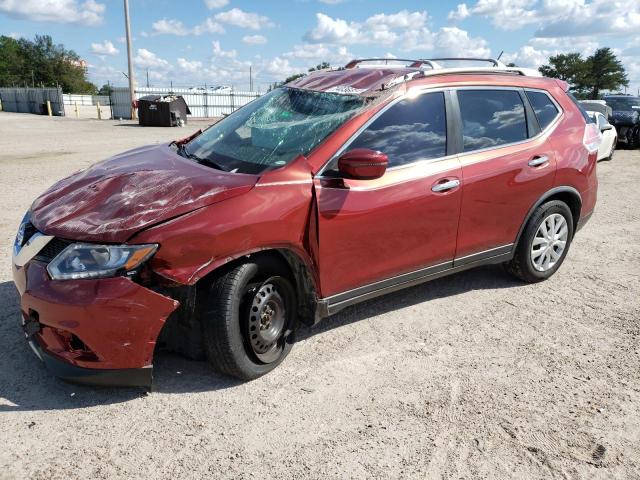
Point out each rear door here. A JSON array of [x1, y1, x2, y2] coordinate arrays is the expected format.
[[453, 88, 561, 260], [314, 91, 462, 297]]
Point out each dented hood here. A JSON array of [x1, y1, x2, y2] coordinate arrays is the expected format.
[[31, 144, 258, 243]]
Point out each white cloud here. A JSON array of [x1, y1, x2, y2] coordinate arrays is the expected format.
[[319, 0, 344, 4], [150, 17, 225, 36], [214, 8, 274, 30], [304, 10, 430, 45], [242, 34, 267, 45], [193, 18, 225, 35], [303, 10, 489, 60], [450, 0, 640, 36], [0, 0, 105, 25], [177, 58, 203, 73], [151, 18, 191, 36], [284, 43, 353, 66], [448, 3, 470, 21], [305, 13, 359, 43], [264, 57, 300, 77], [90, 40, 119, 56], [431, 27, 490, 57], [134, 48, 170, 70], [502, 37, 600, 69], [212, 40, 237, 58], [204, 0, 228, 8]]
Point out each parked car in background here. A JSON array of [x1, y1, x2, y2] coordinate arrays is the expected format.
[[603, 95, 640, 149], [580, 100, 612, 120], [12, 58, 600, 388], [588, 111, 617, 160]]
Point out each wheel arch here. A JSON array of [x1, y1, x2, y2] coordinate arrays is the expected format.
[[197, 247, 321, 327], [513, 186, 582, 251]]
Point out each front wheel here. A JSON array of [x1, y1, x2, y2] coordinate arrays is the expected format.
[[505, 200, 574, 283], [201, 261, 296, 380], [607, 139, 616, 160]]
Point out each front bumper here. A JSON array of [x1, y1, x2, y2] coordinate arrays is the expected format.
[[28, 338, 153, 387], [13, 260, 179, 387]]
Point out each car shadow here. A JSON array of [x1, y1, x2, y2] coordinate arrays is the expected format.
[[296, 263, 521, 341], [0, 264, 522, 411]]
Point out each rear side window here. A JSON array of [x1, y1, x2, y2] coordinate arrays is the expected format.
[[347, 92, 447, 167], [526, 91, 559, 130], [457, 90, 528, 151]]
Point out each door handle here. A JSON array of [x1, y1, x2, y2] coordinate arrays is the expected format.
[[431, 179, 460, 193], [528, 155, 549, 167]]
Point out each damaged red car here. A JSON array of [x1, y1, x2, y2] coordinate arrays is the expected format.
[[12, 58, 599, 387]]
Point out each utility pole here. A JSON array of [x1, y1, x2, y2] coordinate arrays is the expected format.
[[249, 65, 253, 92], [146, 68, 149, 88], [124, 0, 137, 120]]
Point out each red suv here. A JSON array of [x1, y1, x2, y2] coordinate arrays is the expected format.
[[12, 58, 599, 387]]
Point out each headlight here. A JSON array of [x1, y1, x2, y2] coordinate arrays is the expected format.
[[47, 243, 158, 280]]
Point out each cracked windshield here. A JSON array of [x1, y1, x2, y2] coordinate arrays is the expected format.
[[180, 87, 365, 174]]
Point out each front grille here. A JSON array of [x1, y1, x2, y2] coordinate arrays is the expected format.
[[34, 238, 73, 263]]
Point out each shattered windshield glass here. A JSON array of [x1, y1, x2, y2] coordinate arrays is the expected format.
[[181, 87, 365, 174]]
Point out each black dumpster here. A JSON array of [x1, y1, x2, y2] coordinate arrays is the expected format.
[[138, 95, 191, 127]]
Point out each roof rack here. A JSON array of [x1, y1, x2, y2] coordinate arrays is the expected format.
[[343, 57, 541, 79], [344, 58, 439, 69]]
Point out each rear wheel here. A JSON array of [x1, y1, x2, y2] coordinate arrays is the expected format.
[[506, 200, 574, 283], [201, 260, 296, 380]]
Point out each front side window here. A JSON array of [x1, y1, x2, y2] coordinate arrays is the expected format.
[[526, 90, 559, 130], [345, 92, 447, 168], [458, 89, 528, 152], [182, 87, 365, 174]]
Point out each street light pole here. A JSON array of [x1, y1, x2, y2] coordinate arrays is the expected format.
[[124, 0, 137, 120]]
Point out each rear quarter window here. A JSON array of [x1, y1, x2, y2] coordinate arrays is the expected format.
[[525, 91, 559, 130]]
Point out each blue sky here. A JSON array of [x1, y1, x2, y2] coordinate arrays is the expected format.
[[1, 0, 639, 94]]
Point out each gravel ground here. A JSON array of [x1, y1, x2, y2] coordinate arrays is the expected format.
[[0, 112, 639, 480]]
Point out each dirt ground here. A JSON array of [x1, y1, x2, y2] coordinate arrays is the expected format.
[[0, 111, 639, 480]]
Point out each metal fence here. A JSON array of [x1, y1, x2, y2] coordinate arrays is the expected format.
[[63, 94, 111, 106], [109, 87, 261, 120], [0, 87, 65, 116]]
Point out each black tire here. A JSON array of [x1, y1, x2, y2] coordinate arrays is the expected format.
[[201, 259, 296, 380], [505, 200, 574, 283], [607, 139, 616, 160]]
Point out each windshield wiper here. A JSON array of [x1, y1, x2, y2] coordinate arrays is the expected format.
[[177, 143, 228, 172]]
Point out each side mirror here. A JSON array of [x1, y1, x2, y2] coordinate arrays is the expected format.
[[601, 124, 613, 132], [338, 148, 388, 180]]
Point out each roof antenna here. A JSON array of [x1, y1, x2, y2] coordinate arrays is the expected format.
[[497, 51, 504, 60]]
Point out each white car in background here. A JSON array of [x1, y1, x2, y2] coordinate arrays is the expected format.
[[587, 111, 617, 161]]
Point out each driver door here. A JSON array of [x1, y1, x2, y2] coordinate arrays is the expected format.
[[314, 91, 462, 297]]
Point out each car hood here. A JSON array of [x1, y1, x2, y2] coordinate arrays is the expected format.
[[31, 144, 258, 243]]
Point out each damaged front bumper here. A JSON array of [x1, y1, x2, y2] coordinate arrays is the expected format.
[[13, 261, 179, 388], [28, 338, 154, 387]]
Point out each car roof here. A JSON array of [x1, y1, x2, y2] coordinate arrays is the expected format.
[[287, 58, 555, 96]]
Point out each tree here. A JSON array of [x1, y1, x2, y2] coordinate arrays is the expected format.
[[583, 47, 628, 99], [539, 49, 628, 99], [539, 53, 589, 96], [97, 83, 113, 96], [0, 35, 96, 93]]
